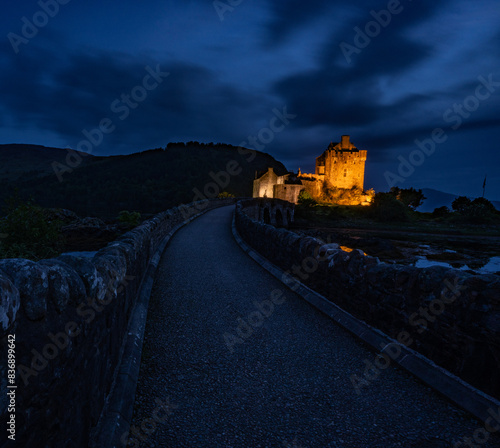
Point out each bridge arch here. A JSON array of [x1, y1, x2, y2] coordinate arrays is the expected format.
[[249, 198, 295, 228], [263, 207, 271, 224], [275, 209, 284, 227]]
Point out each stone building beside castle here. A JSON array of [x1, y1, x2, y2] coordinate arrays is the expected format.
[[253, 135, 373, 205]]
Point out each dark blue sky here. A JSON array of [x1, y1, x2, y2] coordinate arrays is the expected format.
[[1, 0, 500, 199]]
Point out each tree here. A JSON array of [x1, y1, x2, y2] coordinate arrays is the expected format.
[[389, 187, 426, 210], [466, 198, 497, 223], [471, 197, 496, 212], [432, 206, 450, 218], [451, 196, 472, 213], [451, 196, 497, 223]]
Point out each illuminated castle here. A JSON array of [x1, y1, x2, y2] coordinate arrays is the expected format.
[[253, 135, 372, 205], [314, 135, 367, 189]]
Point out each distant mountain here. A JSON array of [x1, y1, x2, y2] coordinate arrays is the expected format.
[[0, 142, 288, 218], [0, 144, 95, 182], [419, 188, 500, 213]]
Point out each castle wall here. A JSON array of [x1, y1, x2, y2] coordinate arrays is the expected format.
[[273, 184, 303, 204], [253, 168, 279, 198], [324, 149, 367, 190], [298, 177, 323, 199]]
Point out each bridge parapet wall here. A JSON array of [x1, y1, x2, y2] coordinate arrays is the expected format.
[[0, 198, 235, 448], [235, 199, 500, 402], [239, 198, 295, 227]]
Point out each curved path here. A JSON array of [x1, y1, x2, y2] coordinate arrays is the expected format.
[[130, 206, 499, 447]]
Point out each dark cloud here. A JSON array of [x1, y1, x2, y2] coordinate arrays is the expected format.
[[271, 0, 445, 133], [269, 0, 499, 188], [265, 0, 332, 44], [0, 38, 273, 154], [272, 34, 431, 130], [0, 0, 499, 197]]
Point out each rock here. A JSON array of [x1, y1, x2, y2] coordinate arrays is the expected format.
[[42, 208, 79, 224], [38, 259, 87, 310], [62, 218, 121, 251], [74, 217, 106, 228], [328, 250, 350, 269], [317, 243, 340, 259], [417, 266, 455, 293], [92, 251, 128, 301], [0, 259, 49, 321], [483, 312, 500, 333], [363, 237, 404, 260], [56, 255, 106, 302], [0, 271, 20, 336], [299, 236, 323, 258]]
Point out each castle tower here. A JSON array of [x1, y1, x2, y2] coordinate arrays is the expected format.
[[315, 135, 367, 190]]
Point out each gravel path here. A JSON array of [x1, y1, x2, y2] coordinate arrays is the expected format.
[[130, 205, 500, 448]]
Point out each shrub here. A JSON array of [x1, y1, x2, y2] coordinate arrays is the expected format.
[[118, 210, 142, 227], [217, 191, 235, 198], [0, 200, 64, 260], [320, 184, 374, 206], [432, 206, 451, 218], [298, 190, 317, 207], [370, 192, 410, 222]]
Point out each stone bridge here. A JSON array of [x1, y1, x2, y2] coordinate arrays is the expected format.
[[1, 199, 499, 448], [242, 198, 295, 227]]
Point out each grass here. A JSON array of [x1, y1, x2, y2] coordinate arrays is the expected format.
[[294, 203, 500, 237]]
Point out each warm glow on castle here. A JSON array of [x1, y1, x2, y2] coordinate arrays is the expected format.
[[253, 135, 374, 205]]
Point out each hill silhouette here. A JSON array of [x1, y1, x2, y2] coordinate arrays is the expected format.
[[0, 142, 288, 218], [420, 188, 500, 213], [0, 144, 95, 182]]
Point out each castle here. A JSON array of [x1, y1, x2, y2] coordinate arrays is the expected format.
[[253, 135, 373, 205]]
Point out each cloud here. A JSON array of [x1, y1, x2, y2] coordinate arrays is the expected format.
[[0, 37, 275, 154], [270, 0, 451, 133], [1, 0, 499, 197], [269, 0, 500, 166], [264, 0, 332, 44]]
